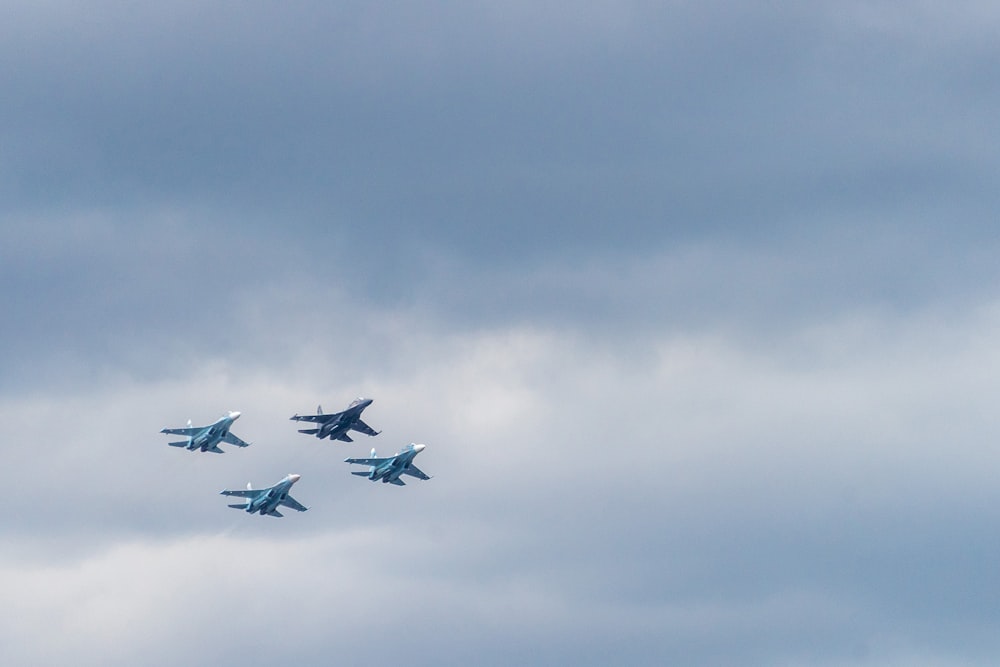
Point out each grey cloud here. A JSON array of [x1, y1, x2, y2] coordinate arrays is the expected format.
[[5, 211, 1000, 398], [3, 2, 1000, 665], [5, 308, 1000, 663], [4, 2, 997, 257]]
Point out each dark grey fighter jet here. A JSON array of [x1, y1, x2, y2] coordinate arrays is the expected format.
[[290, 398, 380, 442], [345, 444, 430, 486], [220, 474, 308, 517]]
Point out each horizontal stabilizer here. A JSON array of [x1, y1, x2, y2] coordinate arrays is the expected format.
[[208, 446, 225, 454], [298, 428, 320, 435], [227, 503, 249, 510], [336, 433, 354, 442], [351, 471, 370, 476], [268, 510, 284, 518], [167, 441, 189, 448]]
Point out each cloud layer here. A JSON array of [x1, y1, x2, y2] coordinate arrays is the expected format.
[[3, 2, 1000, 665]]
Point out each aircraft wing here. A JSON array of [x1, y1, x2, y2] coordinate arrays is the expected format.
[[220, 488, 264, 498], [345, 456, 391, 466], [290, 413, 332, 423], [161, 427, 200, 436], [352, 419, 380, 437], [222, 432, 250, 448], [280, 495, 308, 512], [402, 465, 430, 480]]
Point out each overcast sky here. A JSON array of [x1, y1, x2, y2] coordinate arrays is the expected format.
[[3, 2, 1000, 665]]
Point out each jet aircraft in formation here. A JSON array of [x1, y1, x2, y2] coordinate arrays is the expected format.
[[160, 411, 250, 453], [345, 443, 430, 486], [289, 397, 380, 442], [162, 398, 429, 517], [220, 474, 308, 517]]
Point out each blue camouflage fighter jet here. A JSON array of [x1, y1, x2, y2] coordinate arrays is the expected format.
[[160, 411, 250, 453], [220, 474, 308, 517], [290, 397, 380, 442], [345, 443, 431, 486]]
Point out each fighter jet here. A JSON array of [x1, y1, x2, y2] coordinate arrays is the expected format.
[[160, 411, 250, 453], [290, 397, 380, 443], [345, 443, 430, 486], [219, 474, 308, 517]]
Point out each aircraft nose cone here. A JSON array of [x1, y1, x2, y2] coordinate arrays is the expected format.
[[289, 474, 301, 483], [413, 443, 426, 453], [230, 411, 241, 420]]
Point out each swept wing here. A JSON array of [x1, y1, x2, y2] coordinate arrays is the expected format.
[[344, 455, 391, 466], [161, 426, 200, 436], [222, 432, 250, 448], [353, 419, 380, 436], [280, 496, 308, 512], [402, 465, 430, 480], [290, 413, 331, 423], [220, 488, 264, 499]]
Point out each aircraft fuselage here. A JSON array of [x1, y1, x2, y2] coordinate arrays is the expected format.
[[190, 415, 236, 451], [247, 475, 299, 514], [371, 447, 423, 482]]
